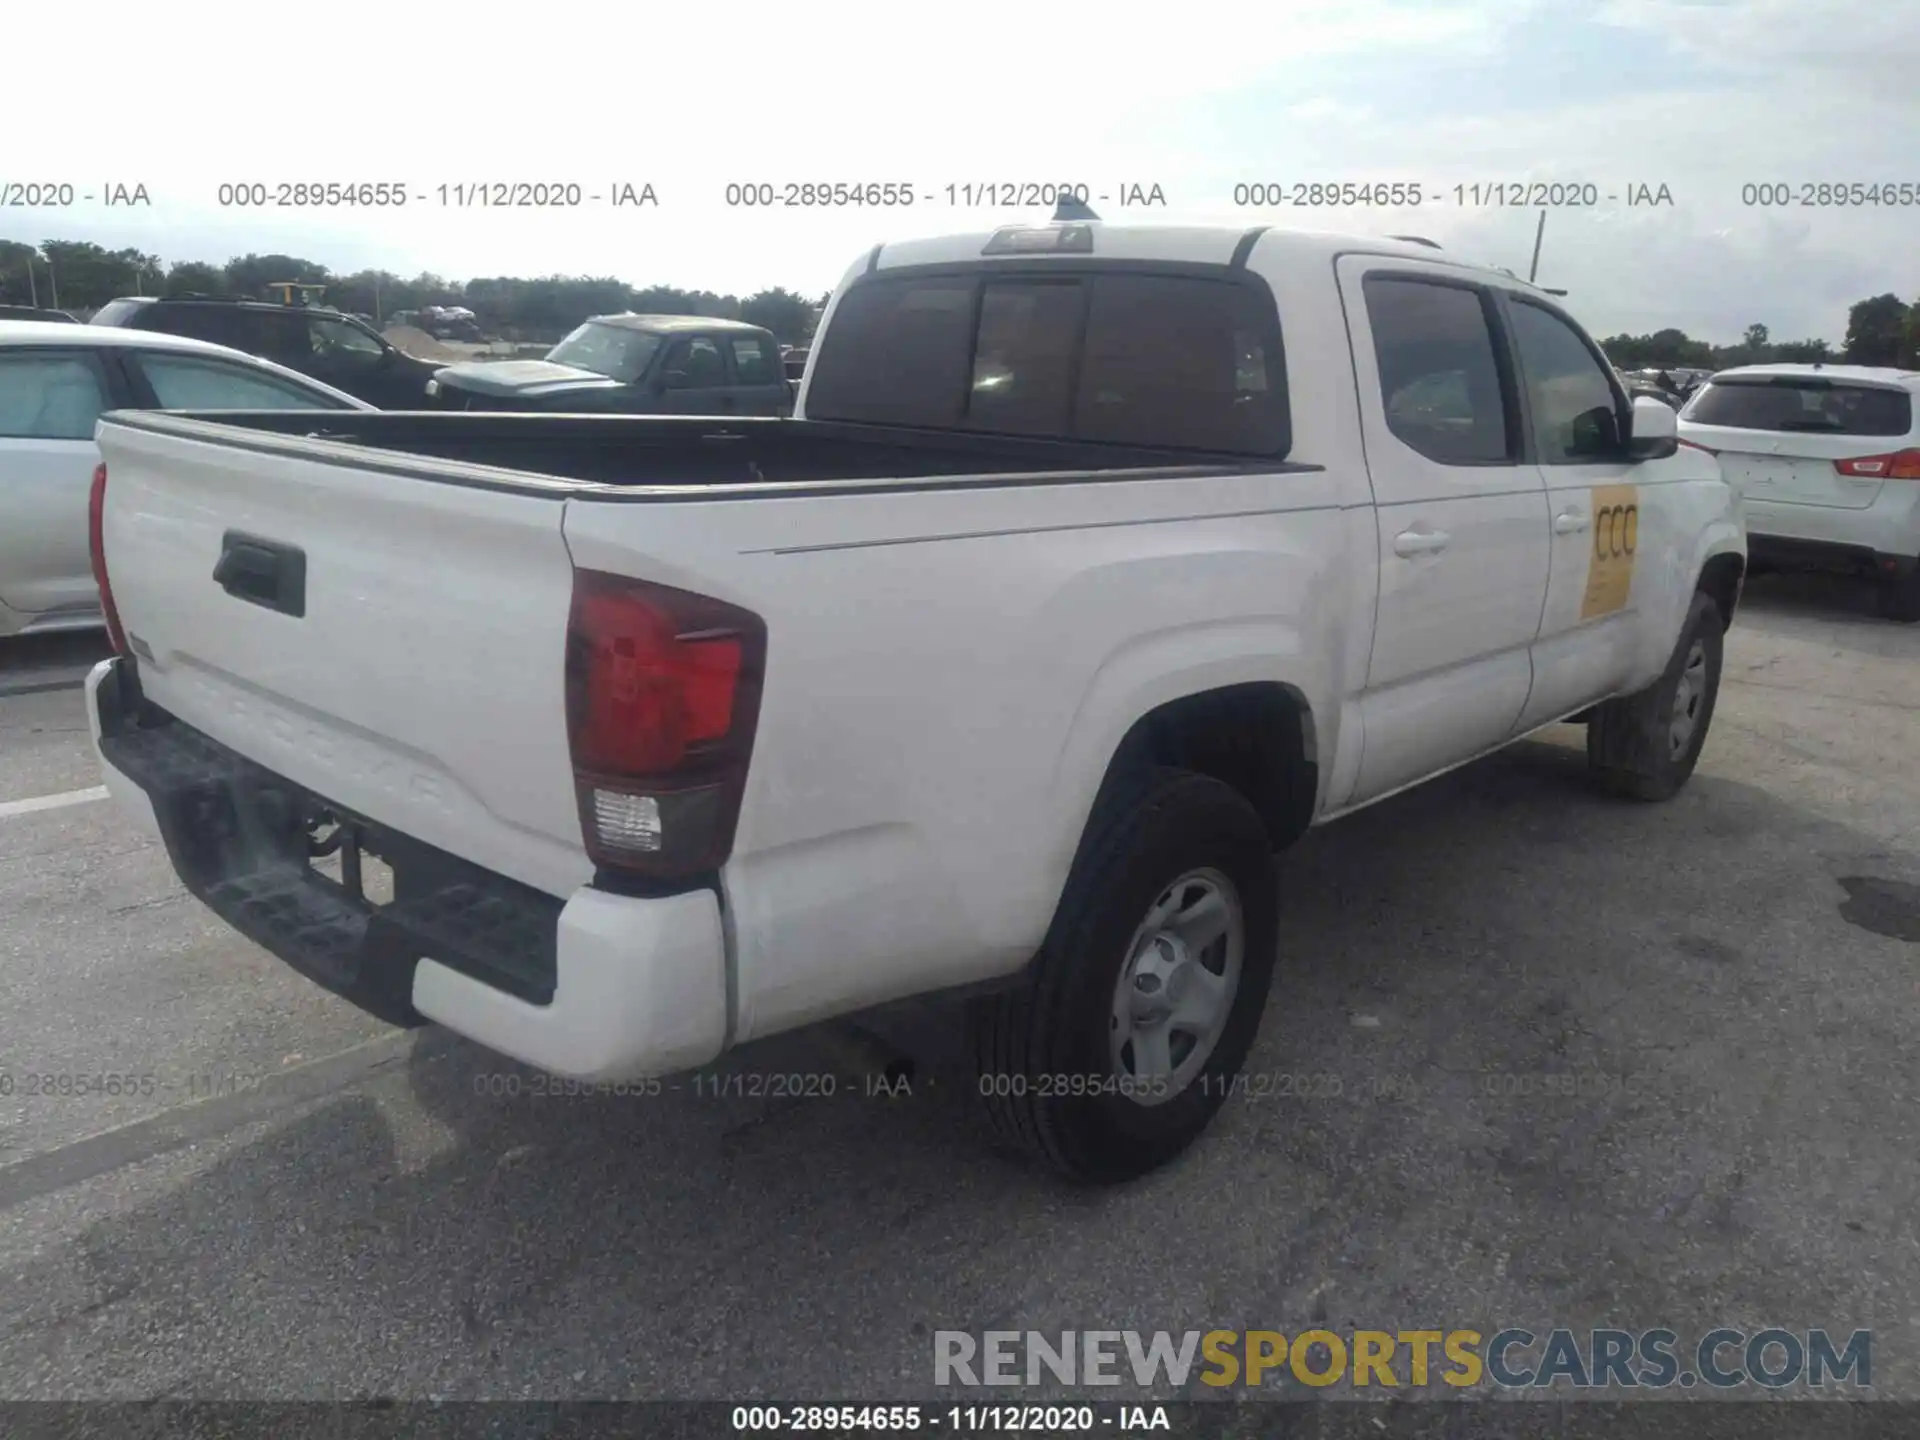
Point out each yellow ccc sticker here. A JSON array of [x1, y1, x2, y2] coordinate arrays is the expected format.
[[1580, 484, 1638, 619]]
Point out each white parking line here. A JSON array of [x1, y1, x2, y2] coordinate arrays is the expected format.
[[0, 785, 110, 819]]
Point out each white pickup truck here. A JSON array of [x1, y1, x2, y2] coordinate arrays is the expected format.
[[86, 220, 1745, 1182]]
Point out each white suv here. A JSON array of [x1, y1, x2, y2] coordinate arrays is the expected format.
[[1679, 364, 1920, 620], [0, 321, 368, 639]]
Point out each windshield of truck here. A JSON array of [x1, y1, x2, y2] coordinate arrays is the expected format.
[[805, 268, 1290, 456], [547, 322, 664, 383], [1686, 377, 1912, 436]]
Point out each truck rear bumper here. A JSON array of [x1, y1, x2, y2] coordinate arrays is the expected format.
[[87, 657, 728, 1083]]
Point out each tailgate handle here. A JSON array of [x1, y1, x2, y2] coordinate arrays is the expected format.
[[213, 531, 307, 618]]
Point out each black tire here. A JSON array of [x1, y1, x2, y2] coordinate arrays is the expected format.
[[969, 767, 1278, 1183], [1877, 567, 1920, 623], [1587, 589, 1724, 801]]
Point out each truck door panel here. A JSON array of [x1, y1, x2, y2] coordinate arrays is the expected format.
[[1336, 260, 1550, 803], [1500, 294, 1653, 730]]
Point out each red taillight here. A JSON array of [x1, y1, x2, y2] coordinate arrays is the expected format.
[[1835, 449, 1920, 479], [87, 463, 128, 656], [564, 569, 765, 879]]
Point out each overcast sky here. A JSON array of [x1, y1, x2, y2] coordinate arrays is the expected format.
[[6, 0, 1915, 344]]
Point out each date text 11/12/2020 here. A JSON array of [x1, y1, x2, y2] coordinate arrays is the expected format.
[[730, 1405, 1174, 1433]]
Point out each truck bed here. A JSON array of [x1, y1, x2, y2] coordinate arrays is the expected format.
[[103, 410, 1290, 495]]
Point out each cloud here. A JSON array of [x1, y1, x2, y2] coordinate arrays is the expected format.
[[4, 0, 1913, 343], [1598, 0, 1920, 110], [13, 0, 1505, 175], [1282, 99, 1375, 124]]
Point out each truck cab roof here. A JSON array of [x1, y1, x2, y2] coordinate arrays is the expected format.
[[862, 221, 1539, 290], [584, 314, 773, 335]]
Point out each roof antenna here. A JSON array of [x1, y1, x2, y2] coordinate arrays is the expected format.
[[1053, 189, 1100, 223]]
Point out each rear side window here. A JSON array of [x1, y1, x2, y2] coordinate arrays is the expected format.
[[0, 351, 109, 439], [132, 353, 342, 410], [136, 305, 264, 353], [1363, 277, 1512, 464], [729, 335, 776, 384], [1686, 379, 1913, 437], [806, 269, 1289, 455]]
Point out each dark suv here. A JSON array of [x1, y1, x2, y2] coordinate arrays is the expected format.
[[89, 297, 440, 408], [428, 314, 794, 416]]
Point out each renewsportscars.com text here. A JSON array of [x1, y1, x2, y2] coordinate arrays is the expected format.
[[933, 1328, 1871, 1391]]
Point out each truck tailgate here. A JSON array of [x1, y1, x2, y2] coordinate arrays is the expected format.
[[95, 419, 592, 900]]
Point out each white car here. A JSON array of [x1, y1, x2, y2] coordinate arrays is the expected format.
[[1679, 364, 1920, 620], [0, 321, 369, 639], [87, 221, 1743, 1181]]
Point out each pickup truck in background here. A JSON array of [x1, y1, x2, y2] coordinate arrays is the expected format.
[[86, 219, 1744, 1182], [426, 314, 791, 416]]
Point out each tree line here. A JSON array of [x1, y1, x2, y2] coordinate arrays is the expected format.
[[1598, 301, 1920, 371], [3, 236, 1917, 364], [0, 239, 826, 344]]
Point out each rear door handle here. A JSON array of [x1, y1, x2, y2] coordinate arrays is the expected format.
[[1393, 528, 1451, 558], [213, 530, 306, 617], [1554, 509, 1590, 535]]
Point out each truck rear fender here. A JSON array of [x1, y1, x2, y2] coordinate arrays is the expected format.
[[1030, 623, 1332, 934], [1693, 531, 1747, 629]]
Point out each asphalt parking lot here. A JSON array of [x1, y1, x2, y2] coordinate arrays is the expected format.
[[2, 576, 1918, 1403]]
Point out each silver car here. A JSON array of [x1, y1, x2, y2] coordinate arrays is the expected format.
[[0, 321, 370, 638]]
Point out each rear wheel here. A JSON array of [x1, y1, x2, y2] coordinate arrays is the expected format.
[[1587, 590, 1725, 801], [970, 768, 1278, 1183]]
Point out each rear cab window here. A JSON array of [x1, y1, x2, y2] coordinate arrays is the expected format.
[[1686, 377, 1913, 437], [129, 352, 345, 410], [805, 266, 1289, 456]]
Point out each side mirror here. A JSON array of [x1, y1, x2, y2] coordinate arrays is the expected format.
[[1569, 404, 1624, 457], [1626, 394, 1679, 461], [657, 368, 691, 392]]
